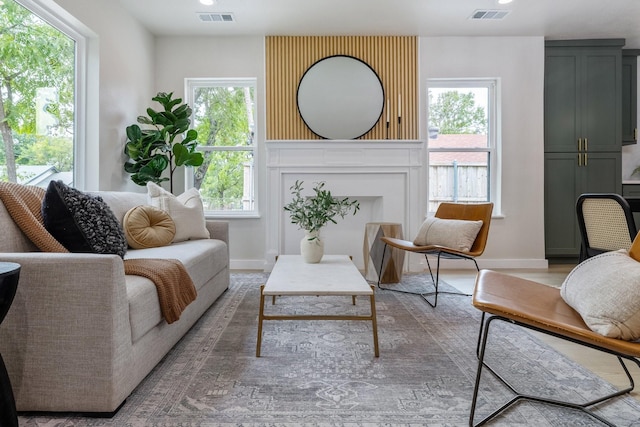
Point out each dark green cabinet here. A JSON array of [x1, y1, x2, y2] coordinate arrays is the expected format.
[[545, 153, 621, 256], [622, 50, 639, 145], [544, 40, 624, 257]]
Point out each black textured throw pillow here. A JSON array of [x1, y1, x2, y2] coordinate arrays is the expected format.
[[42, 181, 127, 258]]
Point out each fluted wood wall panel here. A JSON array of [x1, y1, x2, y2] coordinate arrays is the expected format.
[[266, 36, 417, 140]]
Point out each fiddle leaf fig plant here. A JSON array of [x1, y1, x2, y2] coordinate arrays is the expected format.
[[124, 91, 203, 193]]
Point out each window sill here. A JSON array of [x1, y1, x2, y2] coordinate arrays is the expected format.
[[206, 212, 261, 220]]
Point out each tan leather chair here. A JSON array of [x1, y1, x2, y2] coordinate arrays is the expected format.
[[470, 270, 640, 426], [377, 202, 493, 307]]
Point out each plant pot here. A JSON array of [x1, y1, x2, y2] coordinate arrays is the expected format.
[[300, 231, 324, 263]]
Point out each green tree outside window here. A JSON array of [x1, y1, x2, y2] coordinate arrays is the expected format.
[[0, 0, 74, 184]]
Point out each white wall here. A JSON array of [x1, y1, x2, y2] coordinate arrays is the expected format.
[[421, 37, 547, 268], [155, 36, 547, 269], [154, 36, 267, 268], [53, 0, 155, 191], [39, 4, 550, 269]]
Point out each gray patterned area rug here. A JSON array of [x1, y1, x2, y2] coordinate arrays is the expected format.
[[20, 273, 640, 426]]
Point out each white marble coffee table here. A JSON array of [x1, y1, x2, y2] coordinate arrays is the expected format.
[[256, 254, 379, 357]]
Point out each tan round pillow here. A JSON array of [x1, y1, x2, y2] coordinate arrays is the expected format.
[[123, 205, 176, 249]]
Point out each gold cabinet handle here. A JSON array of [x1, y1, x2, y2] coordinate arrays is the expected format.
[[584, 138, 588, 151], [578, 153, 582, 166], [578, 138, 582, 151], [584, 153, 588, 166]]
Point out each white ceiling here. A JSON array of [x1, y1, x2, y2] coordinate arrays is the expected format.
[[118, 0, 640, 48]]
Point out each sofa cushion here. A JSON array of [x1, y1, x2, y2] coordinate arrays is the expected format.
[[560, 250, 640, 340], [123, 205, 176, 249], [413, 217, 483, 251], [42, 181, 127, 258], [125, 239, 228, 342], [146, 183, 210, 243], [93, 191, 148, 223]]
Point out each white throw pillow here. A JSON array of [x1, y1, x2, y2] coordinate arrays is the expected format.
[[146, 182, 210, 243], [413, 217, 483, 252], [560, 250, 640, 341]]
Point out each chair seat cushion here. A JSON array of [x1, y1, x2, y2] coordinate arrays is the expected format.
[[413, 217, 482, 251], [560, 250, 640, 340]]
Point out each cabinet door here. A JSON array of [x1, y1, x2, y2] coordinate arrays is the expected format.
[[544, 45, 622, 153], [544, 153, 581, 256], [581, 152, 622, 193], [622, 53, 638, 145], [544, 152, 621, 257], [545, 53, 580, 152], [582, 49, 621, 152]]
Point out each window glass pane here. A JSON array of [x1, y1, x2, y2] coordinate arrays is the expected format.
[[428, 87, 488, 148], [428, 151, 489, 212], [0, 0, 75, 187], [197, 150, 254, 211], [189, 80, 257, 214], [192, 86, 255, 148], [427, 84, 491, 211]]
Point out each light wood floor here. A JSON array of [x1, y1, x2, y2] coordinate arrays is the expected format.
[[443, 264, 640, 403]]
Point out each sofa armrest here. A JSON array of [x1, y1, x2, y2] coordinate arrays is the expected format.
[[206, 220, 229, 245], [0, 252, 133, 412]]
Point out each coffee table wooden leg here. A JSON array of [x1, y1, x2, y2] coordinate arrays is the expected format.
[[256, 285, 266, 357], [370, 285, 379, 357]]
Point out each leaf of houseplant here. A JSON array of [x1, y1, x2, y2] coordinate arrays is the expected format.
[[173, 143, 204, 167]]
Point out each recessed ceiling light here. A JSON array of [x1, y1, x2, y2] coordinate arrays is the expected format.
[[497, 0, 513, 4], [200, 0, 215, 5]]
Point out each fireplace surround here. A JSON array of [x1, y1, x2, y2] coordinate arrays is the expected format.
[[265, 139, 425, 271]]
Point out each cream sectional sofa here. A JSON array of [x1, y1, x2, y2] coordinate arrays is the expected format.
[[0, 190, 229, 414]]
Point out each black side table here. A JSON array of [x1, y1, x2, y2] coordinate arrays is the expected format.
[[0, 262, 20, 427]]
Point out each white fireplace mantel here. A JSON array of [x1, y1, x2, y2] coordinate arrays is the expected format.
[[265, 139, 426, 271]]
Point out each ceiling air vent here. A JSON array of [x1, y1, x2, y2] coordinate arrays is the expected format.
[[197, 12, 235, 23], [470, 9, 510, 20]]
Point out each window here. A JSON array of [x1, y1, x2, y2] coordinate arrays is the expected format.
[[185, 78, 257, 217], [1, 0, 83, 188], [426, 79, 500, 213]]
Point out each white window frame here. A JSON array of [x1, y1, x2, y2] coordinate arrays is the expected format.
[[184, 78, 259, 218], [426, 78, 502, 215]]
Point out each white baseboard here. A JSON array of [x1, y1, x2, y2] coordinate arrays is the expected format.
[[230, 259, 267, 271], [230, 257, 551, 272], [408, 258, 550, 271]]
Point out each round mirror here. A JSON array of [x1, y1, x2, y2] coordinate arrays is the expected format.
[[297, 55, 384, 140]]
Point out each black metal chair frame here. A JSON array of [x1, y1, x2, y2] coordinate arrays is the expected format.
[[376, 243, 475, 308], [469, 312, 640, 427]]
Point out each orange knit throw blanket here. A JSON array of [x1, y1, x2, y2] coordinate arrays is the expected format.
[[0, 181, 196, 324]]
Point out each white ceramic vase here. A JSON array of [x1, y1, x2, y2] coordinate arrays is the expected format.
[[300, 230, 324, 263]]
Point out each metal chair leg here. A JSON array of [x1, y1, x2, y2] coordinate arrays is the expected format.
[[421, 252, 474, 307], [469, 314, 638, 427], [376, 244, 473, 308]]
